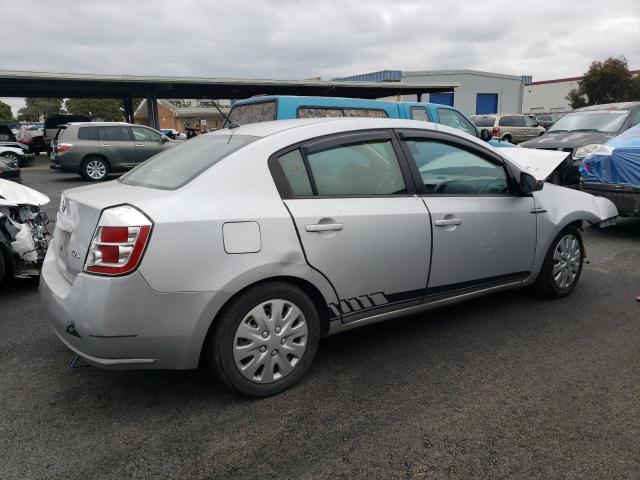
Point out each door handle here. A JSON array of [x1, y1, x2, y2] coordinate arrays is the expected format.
[[101, 144, 110, 147], [135, 144, 144, 147], [434, 218, 462, 226], [305, 223, 344, 232]]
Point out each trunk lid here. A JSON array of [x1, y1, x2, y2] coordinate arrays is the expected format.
[[53, 180, 169, 283]]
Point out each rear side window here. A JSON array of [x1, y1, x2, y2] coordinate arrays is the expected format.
[[227, 101, 277, 126], [77, 126, 99, 140], [120, 134, 257, 190], [410, 108, 430, 121], [499, 116, 515, 127], [99, 126, 130, 141], [306, 140, 405, 195], [297, 107, 388, 119], [277, 150, 313, 195]]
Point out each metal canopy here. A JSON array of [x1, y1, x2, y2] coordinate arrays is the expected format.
[[0, 70, 457, 99]]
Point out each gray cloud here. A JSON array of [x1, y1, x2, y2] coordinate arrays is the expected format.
[[2, 0, 639, 113]]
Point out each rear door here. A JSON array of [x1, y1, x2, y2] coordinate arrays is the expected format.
[[397, 129, 536, 291], [272, 130, 431, 322], [98, 126, 135, 170], [131, 126, 166, 163]]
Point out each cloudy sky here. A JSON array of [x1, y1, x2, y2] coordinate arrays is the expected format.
[[2, 0, 639, 114]]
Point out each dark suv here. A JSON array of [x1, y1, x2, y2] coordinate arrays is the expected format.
[[51, 122, 177, 181]]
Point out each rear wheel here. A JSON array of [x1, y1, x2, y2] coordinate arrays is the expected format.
[[81, 157, 109, 181], [501, 134, 512, 143], [535, 226, 584, 298], [208, 282, 321, 397]]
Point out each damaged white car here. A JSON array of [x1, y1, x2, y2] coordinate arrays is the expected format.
[[0, 179, 51, 282], [41, 118, 618, 396]]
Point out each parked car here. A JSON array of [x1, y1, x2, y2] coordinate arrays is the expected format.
[[469, 114, 546, 143], [0, 155, 21, 182], [533, 113, 566, 130], [225, 95, 516, 148], [43, 114, 91, 152], [0, 179, 51, 282], [41, 117, 617, 397], [50, 122, 177, 181], [0, 145, 31, 171], [0, 125, 35, 166], [16, 130, 46, 155]]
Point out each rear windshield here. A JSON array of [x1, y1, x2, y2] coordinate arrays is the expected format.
[[119, 134, 258, 190], [471, 116, 495, 127], [227, 101, 277, 126]]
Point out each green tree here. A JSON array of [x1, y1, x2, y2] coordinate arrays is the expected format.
[[629, 75, 640, 101], [566, 56, 633, 108], [65, 98, 123, 121], [0, 100, 14, 122], [17, 98, 63, 121]]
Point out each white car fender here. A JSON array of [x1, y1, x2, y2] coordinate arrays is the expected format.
[[0, 145, 25, 156], [527, 183, 618, 282]]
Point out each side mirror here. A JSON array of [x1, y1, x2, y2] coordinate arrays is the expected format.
[[479, 129, 492, 141], [520, 172, 543, 193], [160, 135, 169, 143]]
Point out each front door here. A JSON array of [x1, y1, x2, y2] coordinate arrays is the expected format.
[[398, 132, 536, 292], [131, 126, 167, 164], [274, 131, 432, 322]]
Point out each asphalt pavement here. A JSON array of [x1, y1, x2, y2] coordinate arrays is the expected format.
[[1, 156, 639, 479]]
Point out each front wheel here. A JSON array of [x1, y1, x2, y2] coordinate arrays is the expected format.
[[1, 152, 19, 163], [81, 157, 109, 181], [208, 282, 321, 397], [535, 226, 584, 298]]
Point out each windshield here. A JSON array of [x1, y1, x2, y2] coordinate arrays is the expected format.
[[120, 134, 258, 190], [226, 100, 277, 126], [548, 110, 629, 133]]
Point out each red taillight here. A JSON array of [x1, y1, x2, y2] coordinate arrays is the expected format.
[[84, 205, 152, 276], [56, 143, 73, 154], [492, 127, 500, 136]]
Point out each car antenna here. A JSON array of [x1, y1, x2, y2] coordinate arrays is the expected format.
[[214, 102, 239, 129]]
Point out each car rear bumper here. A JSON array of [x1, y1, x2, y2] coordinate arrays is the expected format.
[[40, 246, 231, 370]]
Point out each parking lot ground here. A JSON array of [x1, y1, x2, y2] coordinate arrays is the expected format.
[[1, 156, 640, 479]]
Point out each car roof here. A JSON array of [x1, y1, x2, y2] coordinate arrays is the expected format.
[[65, 122, 146, 127], [576, 101, 640, 111]]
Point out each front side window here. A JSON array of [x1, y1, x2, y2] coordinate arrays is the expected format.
[[524, 116, 538, 127], [437, 109, 477, 136], [410, 108, 429, 121], [306, 140, 406, 196], [227, 101, 277, 126], [132, 126, 162, 142], [99, 126, 130, 141], [404, 140, 509, 195]]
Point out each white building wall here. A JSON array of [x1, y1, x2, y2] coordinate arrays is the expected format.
[[400, 70, 524, 116], [522, 80, 578, 113]]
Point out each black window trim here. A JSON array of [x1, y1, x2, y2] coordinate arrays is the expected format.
[[268, 129, 418, 199], [394, 128, 524, 197]]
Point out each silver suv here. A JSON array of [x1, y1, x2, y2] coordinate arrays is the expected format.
[[51, 122, 176, 181], [40, 118, 617, 397]]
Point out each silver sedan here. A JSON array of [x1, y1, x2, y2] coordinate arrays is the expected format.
[[40, 118, 618, 396]]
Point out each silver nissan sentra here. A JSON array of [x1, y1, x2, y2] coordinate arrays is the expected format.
[[40, 118, 618, 396]]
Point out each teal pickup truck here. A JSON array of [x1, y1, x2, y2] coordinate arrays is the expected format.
[[224, 95, 515, 148]]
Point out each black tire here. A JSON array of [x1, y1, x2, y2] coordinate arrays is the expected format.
[[81, 156, 109, 181], [535, 226, 584, 298], [0, 247, 6, 284], [501, 134, 512, 143], [208, 282, 321, 397]]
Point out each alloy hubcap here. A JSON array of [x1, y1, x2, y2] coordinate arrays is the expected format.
[[233, 299, 308, 383], [552, 234, 581, 289], [86, 160, 106, 179], [3, 153, 17, 161]]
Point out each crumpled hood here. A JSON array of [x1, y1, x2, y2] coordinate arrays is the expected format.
[[0, 178, 49, 206], [500, 148, 570, 181], [521, 131, 615, 150]]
